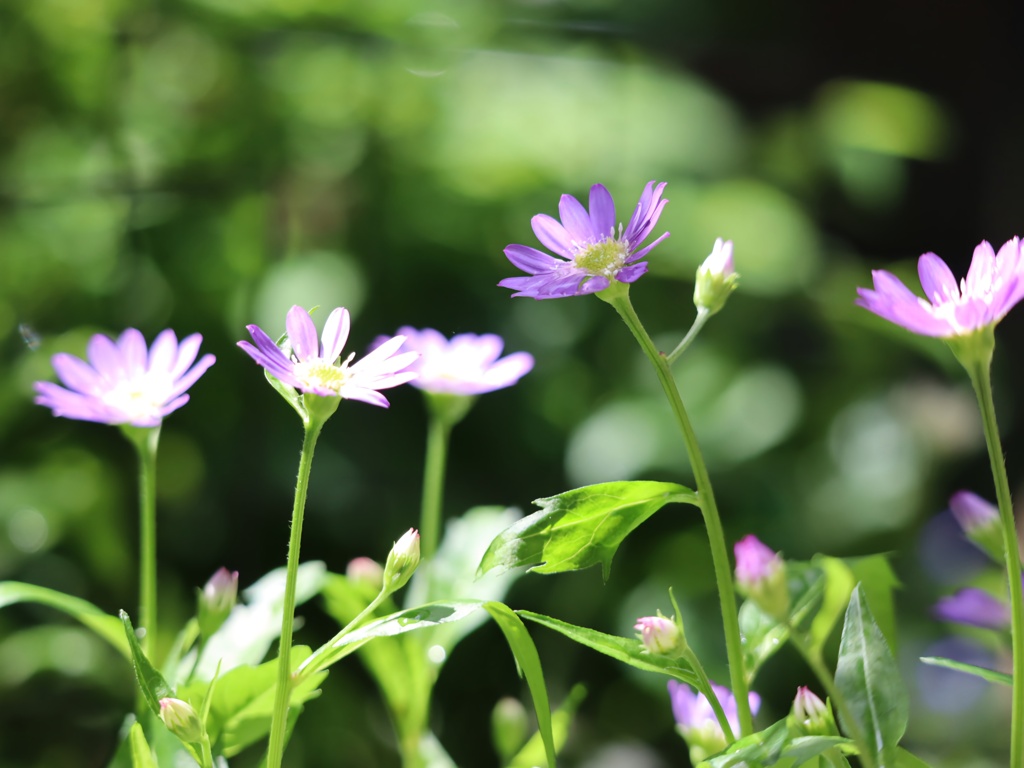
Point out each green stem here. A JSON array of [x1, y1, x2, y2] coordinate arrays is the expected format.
[[666, 308, 711, 366], [968, 361, 1024, 768], [681, 648, 735, 743], [130, 427, 160, 659], [601, 285, 753, 737], [266, 421, 323, 768], [788, 629, 875, 768], [293, 589, 390, 685], [420, 412, 452, 561]]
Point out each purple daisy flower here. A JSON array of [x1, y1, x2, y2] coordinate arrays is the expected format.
[[34, 328, 215, 427], [856, 237, 1024, 337], [238, 305, 418, 408], [387, 327, 534, 396], [499, 180, 669, 299], [667, 680, 760, 760]]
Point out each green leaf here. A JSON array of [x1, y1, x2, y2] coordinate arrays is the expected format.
[[120, 610, 174, 717], [895, 747, 936, 767], [301, 600, 486, 678], [0, 581, 128, 658], [808, 556, 856, 656], [518, 610, 699, 685], [477, 481, 697, 580], [919, 655, 1011, 686], [128, 722, 158, 768], [739, 562, 828, 681], [783, 735, 854, 764], [835, 585, 908, 767], [482, 602, 556, 768], [701, 719, 791, 767], [508, 684, 587, 768], [848, 556, 900, 649]]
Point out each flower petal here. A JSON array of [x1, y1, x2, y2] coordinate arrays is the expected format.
[[918, 252, 959, 306], [320, 307, 351, 363], [504, 244, 563, 275], [117, 329, 148, 377], [286, 306, 320, 362], [588, 184, 616, 239], [558, 193, 596, 243], [149, 329, 180, 376], [51, 353, 101, 394], [531, 214, 573, 258]]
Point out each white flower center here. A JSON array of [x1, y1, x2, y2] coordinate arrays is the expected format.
[[293, 354, 354, 394], [102, 376, 169, 422]]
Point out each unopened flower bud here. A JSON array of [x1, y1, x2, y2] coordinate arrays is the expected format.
[[949, 491, 1003, 563], [197, 567, 238, 641], [491, 696, 530, 763], [734, 535, 789, 620], [634, 614, 686, 656], [694, 238, 739, 316], [791, 686, 837, 736], [346, 557, 385, 590], [159, 697, 204, 744], [383, 528, 420, 593]]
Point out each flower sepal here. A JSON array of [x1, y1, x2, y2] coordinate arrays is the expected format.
[[946, 323, 996, 375], [425, 391, 476, 428], [264, 366, 306, 419], [301, 391, 342, 430]]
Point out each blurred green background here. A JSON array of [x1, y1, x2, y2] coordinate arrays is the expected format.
[[2, 0, 1023, 765]]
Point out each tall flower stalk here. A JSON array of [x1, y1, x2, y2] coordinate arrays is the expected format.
[[238, 306, 417, 768], [124, 426, 160, 656], [857, 238, 1024, 765], [599, 281, 754, 736]]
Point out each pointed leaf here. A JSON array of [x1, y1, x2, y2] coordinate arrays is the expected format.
[[509, 684, 587, 768], [808, 556, 856, 655], [919, 655, 1011, 686], [518, 610, 699, 685], [835, 585, 908, 767], [0, 581, 128, 658], [128, 722, 158, 768], [895, 747, 936, 767], [120, 610, 174, 716], [483, 602, 555, 768], [477, 481, 697, 580], [848, 556, 900, 649]]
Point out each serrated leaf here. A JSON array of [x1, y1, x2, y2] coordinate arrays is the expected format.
[[120, 610, 174, 717], [0, 581, 128, 658], [128, 722, 157, 768], [518, 610, 699, 685], [477, 481, 697, 580], [919, 655, 1011, 686], [835, 585, 908, 767], [483, 602, 555, 768]]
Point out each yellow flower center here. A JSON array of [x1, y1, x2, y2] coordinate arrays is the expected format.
[[573, 237, 629, 278], [293, 354, 353, 394]]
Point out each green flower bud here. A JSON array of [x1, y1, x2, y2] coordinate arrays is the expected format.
[[790, 686, 838, 736], [694, 238, 739, 316], [159, 697, 204, 744], [383, 528, 420, 594]]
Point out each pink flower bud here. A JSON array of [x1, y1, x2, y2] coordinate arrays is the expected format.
[[634, 615, 685, 656]]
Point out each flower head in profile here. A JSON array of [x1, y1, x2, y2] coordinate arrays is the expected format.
[[500, 180, 669, 299], [734, 534, 789, 619], [856, 238, 1024, 338], [387, 327, 534, 396], [949, 490, 1003, 562], [694, 238, 740, 315], [238, 306, 418, 409], [668, 680, 760, 763], [34, 328, 215, 427]]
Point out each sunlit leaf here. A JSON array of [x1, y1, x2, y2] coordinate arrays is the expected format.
[[483, 602, 555, 768], [835, 585, 907, 767], [518, 610, 699, 686], [477, 481, 697, 580], [120, 610, 174, 717], [128, 722, 157, 768], [0, 581, 128, 658]]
